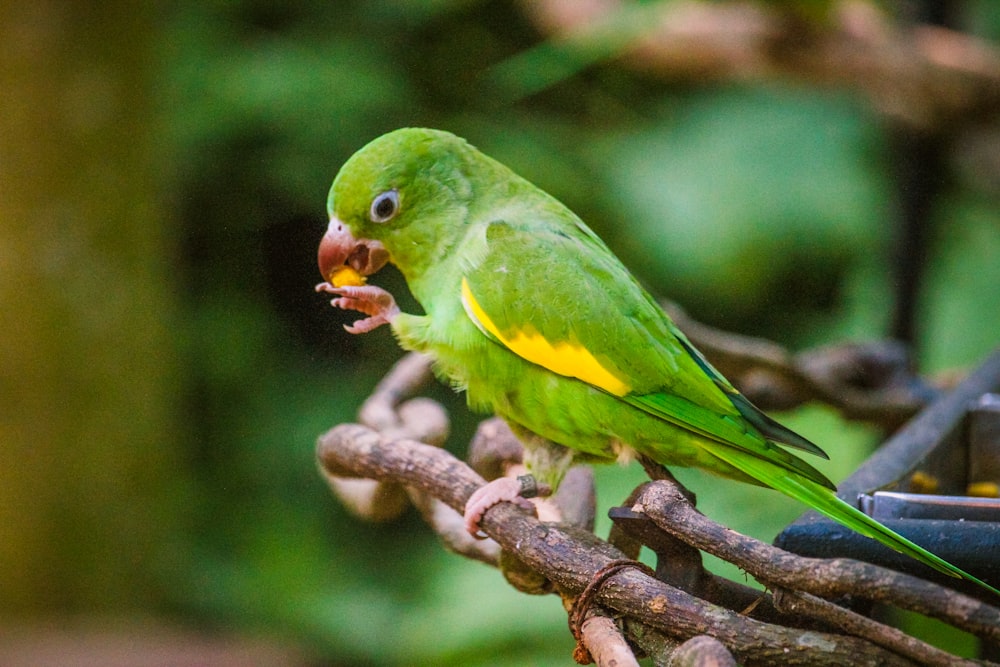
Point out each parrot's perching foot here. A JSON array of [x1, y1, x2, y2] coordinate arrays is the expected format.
[[316, 282, 400, 334], [464, 474, 551, 538]]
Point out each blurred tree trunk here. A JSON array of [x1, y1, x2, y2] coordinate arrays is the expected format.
[[0, 2, 184, 614]]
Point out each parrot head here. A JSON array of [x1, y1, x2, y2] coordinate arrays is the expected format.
[[318, 128, 478, 287]]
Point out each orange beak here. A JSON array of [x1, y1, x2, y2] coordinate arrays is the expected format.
[[317, 216, 390, 283]]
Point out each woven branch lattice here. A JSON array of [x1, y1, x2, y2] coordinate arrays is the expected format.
[[318, 333, 1000, 666]]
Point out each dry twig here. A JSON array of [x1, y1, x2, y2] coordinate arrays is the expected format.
[[317, 335, 999, 664], [319, 424, 915, 665], [664, 302, 936, 429], [317, 348, 1000, 666]]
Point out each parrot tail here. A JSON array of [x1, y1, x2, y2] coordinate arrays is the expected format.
[[699, 440, 1000, 597]]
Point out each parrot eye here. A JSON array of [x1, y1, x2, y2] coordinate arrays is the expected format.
[[369, 189, 400, 223]]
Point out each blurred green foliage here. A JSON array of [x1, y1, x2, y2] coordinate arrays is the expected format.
[[162, 0, 999, 663], [5, 0, 999, 664]]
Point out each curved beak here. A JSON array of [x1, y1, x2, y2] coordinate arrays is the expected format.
[[317, 217, 390, 283]]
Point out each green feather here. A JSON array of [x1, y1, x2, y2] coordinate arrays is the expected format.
[[623, 392, 836, 491], [324, 127, 1000, 597], [701, 441, 1000, 594], [670, 331, 830, 459]]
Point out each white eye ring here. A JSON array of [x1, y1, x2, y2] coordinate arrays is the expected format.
[[370, 189, 400, 223]]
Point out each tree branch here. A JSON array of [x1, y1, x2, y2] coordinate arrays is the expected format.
[[664, 302, 936, 429], [317, 420, 999, 665], [317, 347, 999, 664], [633, 480, 1000, 644], [516, 0, 1000, 130], [318, 425, 919, 665]]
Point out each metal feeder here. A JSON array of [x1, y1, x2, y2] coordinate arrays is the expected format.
[[775, 349, 1000, 596]]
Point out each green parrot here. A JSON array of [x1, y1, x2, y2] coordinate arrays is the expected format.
[[316, 127, 998, 596]]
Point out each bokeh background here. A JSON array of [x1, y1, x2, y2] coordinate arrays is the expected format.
[[2, 1, 999, 664]]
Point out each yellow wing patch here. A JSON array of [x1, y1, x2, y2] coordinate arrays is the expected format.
[[461, 277, 630, 396]]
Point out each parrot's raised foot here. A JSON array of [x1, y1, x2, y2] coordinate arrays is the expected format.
[[316, 283, 399, 334], [464, 474, 550, 538]]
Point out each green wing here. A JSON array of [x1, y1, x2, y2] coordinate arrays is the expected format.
[[462, 218, 832, 488], [460, 216, 999, 594]]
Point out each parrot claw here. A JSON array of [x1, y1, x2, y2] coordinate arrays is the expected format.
[[464, 475, 545, 538], [316, 283, 400, 334]]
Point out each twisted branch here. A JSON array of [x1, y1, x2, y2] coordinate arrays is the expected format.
[[318, 421, 998, 665], [317, 350, 1000, 665], [515, 0, 1000, 130], [664, 302, 937, 429]]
